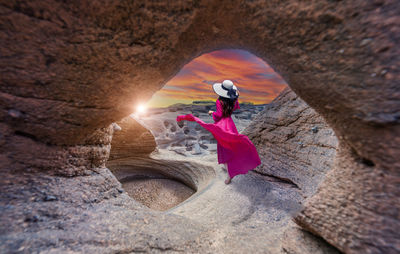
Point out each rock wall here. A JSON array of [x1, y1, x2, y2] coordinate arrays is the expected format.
[[109, 116, 156, 160], [294, 142, 400, 254], [0, 122, 114, 176], [244, 88, 338, 196], [1, 0, 399, 253]]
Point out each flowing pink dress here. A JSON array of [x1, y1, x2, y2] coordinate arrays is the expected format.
[[176, 99, 261, 178]]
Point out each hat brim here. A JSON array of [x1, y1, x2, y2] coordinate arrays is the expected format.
[[213, 83, 238, 99]]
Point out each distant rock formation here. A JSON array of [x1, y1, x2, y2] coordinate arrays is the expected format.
[[136, 102, 265, 157], [243, 88, 338, 196]]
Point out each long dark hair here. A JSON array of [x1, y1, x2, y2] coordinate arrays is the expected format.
[[219, 96, 237, 118]]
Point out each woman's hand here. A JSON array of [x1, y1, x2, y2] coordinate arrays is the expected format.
[[208, 110, 214, 116]]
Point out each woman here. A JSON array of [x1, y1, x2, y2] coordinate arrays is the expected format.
[[176, 80, 261, 184]]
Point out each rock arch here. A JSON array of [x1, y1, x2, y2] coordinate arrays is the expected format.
[[1, 1, 399, 253]]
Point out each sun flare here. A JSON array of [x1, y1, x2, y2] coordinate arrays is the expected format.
[[136, 104, 147, 114]]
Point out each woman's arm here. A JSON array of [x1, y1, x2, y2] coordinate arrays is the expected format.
[[211, 100, 223, 122]]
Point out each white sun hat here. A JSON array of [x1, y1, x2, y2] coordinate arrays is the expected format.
[[212, 80, 239, 99]]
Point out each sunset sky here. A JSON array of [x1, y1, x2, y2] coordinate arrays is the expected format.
[[146, 49, 288, 108]]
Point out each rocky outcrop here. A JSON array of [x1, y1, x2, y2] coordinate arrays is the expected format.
[[0, 166, 212, 253], [1, 0, 399, 253], [244, 88, 338, 196], [106, 116, 204, 211], [0, 121, 114, 176], [106, 155, 216, 211], [294, 143, 400, 254], [109, 116, 156, 160], [282, 222, 341, 254]]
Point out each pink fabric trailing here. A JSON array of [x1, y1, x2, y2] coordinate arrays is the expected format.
[[176, 99, 261, 178]]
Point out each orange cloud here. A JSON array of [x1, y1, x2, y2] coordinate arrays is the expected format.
[[147, 49, 287, 107]]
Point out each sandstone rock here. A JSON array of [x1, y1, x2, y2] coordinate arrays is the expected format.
[[106, 155, 216, 208], [282, 222, 341, 254], [243, 88, 338, 197], [121, 178, 195, 211], [1, 0, 399, 253], [0, 166, 211, 253], [294, 143, 400, 254], [108, 116, 156, 160], [0, 122, 114, 176]]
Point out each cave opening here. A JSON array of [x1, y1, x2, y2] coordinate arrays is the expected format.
[[135, 49, 288, 156], [1, 1, 396, 252], [107, 49, 288, 211]]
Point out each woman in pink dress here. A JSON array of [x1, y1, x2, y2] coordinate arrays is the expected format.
[[176, 80, 261, 184]]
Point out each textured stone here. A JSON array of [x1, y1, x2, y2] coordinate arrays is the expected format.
[[121, 178, 195, 211], [0, 167, 211, 253], [109, 116, 156, 160], [0, 122, 114, 176], [107, 154, 216, 212], [294, 143, 400, 254], [243, 88, 338, 196], [107, 116, 197, 211], [282, 222, 341, 254], [0, 0, 399, 253]]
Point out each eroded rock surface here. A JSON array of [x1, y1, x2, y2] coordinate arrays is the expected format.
[[244, 88, 338, 196], [294, 143, 400, 254], [106, 116, 211, 211], [109, 116, 156, 160], [0, 168, 212, 253], [121, 178, 195, 211], [282, 222, 341, 254], [106, 155, 216, 212], [1, 0, 399, 253], [0, 122, 114, 176]]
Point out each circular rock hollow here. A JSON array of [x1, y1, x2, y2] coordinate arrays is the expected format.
[[120, 176, 194, 211], [107, 157, 215, 211]]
